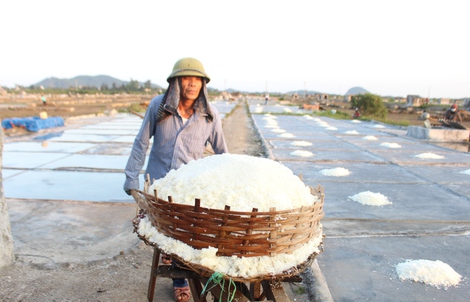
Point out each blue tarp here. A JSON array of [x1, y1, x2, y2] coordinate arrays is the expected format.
[[2, 116, 65, 132]]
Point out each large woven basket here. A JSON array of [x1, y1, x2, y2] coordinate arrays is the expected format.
[[132, 184, 325, 281]]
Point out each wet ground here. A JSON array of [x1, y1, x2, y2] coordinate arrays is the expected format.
[[250, 100, 470, 301], [3, 99, 470, 301]]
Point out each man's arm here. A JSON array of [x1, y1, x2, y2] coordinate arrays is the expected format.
[[123, 96, 159, 193]]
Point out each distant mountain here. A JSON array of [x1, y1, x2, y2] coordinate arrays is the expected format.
[[345, 87, 369, 96], [286, 90, 321, 95], [34, 75, 162, 89]]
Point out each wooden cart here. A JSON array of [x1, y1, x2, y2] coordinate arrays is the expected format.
[[131, 184, 325, 302]]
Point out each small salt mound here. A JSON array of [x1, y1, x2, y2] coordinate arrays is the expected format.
[[363, 135, 378, 140], [373, 124, 385, 128], [278, 133, 295, 138], [254, 107, 263, 113], [352, 120, 361, 123], [460, 169, 470, 175], [349, 191, 392, 206], [149, 154, 317, 211], [290, 150, 314, 157], [304, 115, 314, 119], [291, 141, 312, 146], [283, 107, 293, 113], [265, 124, 279, 128], [326, 127, 338, 131], [381, 142, 402, 149], [415, 153, 444, 159], [313, 118, 322, 122], [345, 130, 360, 135], [396, 259, 462, 289], [317, 122, 330, 127], [320, 167, 350, 177], [271, 128, 286, 133]]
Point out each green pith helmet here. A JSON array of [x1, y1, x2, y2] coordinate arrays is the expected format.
[[167, 57, 210, 83]]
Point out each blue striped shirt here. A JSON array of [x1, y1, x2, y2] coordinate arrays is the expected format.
[[124, 94, 228, 191]]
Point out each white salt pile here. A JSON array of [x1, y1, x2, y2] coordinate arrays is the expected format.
[[352, 120, 361, 123], [348, 191, 392, 206], [320, 167, 351, 177], [380, 142, 402, 149], [140, 154, 324, 278], [283, 107, 293, 113], [345, 130, 360, 135], [278, 133, 295, 138], [317, 122, 330, 128], [415, 153, 445, 159], [326, 127, 338, 131], [304, 115, 314, 119], [460, 169, 470, 175], [396, 259, 462, 289], [291, 141, 312, 147], [148, 154, 318, 211], [271, 128, 286, 133], [363, 135, 378, 140], [372, 124, 385, 128], [290, 150, 314, 157]]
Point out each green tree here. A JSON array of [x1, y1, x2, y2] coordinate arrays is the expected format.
[[351, 93, 388, 118], [144, 80, 151, 89]]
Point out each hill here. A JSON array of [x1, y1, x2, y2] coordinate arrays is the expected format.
[[34, 75, 162, 89], [345, 86, 369, 95]]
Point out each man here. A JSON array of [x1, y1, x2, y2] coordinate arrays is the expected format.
[[124, 57, 228, 302], [443, 104, 462, 122]]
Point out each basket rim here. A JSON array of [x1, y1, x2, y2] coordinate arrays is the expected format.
[[134, 185, 324, 215]]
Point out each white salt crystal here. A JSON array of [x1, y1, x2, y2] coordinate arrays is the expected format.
[[381, 142, 402, 149], [396, 259, 462, 289], [291, 141, 312, 147], [320, 167, 351, 177], [149, 154, 317, 211], [415, 153, 444, 159], [460, 169, 470, 175], [278, 133, 295, 138], [349, 191, 392, 206], [290, 150, 314, 157]]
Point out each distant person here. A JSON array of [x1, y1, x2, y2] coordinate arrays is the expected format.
[[41, 95, 47, 106], [123, 57, 228, 302], [353, 107, 360, 119], [264, 93, 269, 105], [443, 104, 462, 122]]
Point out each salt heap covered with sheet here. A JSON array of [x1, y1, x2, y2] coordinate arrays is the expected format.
[[138, 153, 324, 278]]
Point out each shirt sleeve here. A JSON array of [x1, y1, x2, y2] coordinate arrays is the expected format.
[[123, 97, 158, 190]]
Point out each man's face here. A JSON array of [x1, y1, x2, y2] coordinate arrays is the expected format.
[[180, 76, 203, 102]]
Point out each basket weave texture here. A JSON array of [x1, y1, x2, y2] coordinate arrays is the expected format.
[[133, 185, 324, 258]]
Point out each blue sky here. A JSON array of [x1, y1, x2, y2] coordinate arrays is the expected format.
[[1, 0, 469, 98]]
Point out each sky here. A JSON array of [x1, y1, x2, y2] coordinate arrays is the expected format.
[[1, 0, 469, 98]]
